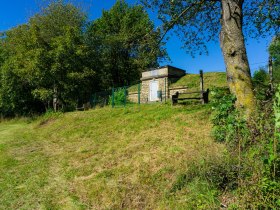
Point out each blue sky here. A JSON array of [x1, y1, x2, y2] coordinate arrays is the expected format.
[[0, 0, 273, 74]]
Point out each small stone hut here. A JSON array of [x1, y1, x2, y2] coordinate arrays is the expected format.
[[140, 65, 186, 102]]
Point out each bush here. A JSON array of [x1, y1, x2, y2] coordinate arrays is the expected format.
[[210, 85, 280, 208], [109, 88, 127, 106], [210, 88, 249, 145], [252, 68, 271, 101]]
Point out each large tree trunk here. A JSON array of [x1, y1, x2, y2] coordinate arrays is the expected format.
[[220, 0, 256, 116]]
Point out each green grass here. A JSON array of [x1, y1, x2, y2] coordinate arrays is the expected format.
[[0, 104, 225, 209], [171, 72, 227, 90], [127, 84, 139, 93], [170, 72, 228, 102]]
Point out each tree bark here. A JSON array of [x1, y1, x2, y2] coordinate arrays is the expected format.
[[53, 83, 58, 112], [220, 0, 256, 116]]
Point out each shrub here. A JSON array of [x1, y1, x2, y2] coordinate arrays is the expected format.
[[210, 87, 249, 146], [210, 85, 280, 208], [109, 88, 127, 106], [252, 68, 271, 101]]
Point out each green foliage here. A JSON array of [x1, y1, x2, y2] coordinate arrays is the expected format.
[[252, 68, 271, 100], [0, 59, 44, 117], [109, 88, 127, 106], [0, 1, 93, 116], [253, 68, 270, 84], [0, 38, 6, 67], [273, 85, 280, 181], [141, 0, 278, 115], [32, 88, 53, 109], [0, 0, 165, 117], [275, 85, 280, 145], [211, 88, 249, 145], [210, 83, 280, 208], [235, 80, 280, 209], [86, 0, 166, 88], [269, 36, 280, 84], [211, 93, 236, 142], [141, 0, 279, 55]]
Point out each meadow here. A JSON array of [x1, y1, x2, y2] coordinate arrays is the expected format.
[[0, 104, 226, 209]]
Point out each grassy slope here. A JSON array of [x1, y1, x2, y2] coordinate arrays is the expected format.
[[170, 72, 228, 101], [0, 104, 225, 209], [171, 72, 227, 90]]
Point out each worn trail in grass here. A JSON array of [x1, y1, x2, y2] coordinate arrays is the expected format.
[[0, 104, 225, 209]]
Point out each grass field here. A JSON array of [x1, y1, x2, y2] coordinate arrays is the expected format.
[[0, 104, 226, 209]]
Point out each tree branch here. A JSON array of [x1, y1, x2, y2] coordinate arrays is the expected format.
[[159, 0, 220, 42]]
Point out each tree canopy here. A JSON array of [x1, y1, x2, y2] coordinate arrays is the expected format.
[[0, 1, 93, 115], [0, 0, 165, 116], [86, 0, 166, 88], [141, 0, 279, 116], [141, 0, 279, 55]]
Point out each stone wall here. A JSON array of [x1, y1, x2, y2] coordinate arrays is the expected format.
[[140, 80, 150, 103], [169, 87, 188, 97], [128, 85, 189, 104], [127, 92, 139, 103], [142, 67, 168, 79], [141, 65, 185, 81]]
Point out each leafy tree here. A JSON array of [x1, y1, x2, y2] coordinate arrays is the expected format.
[[0, 27, 45, 116], [269, 36, 280, 84], [141, 0, 279, 116], [86, 0, 166, 88], [0, 1, 96, 115], [27, 1, 97, 110], [0, 36, 5, 67]]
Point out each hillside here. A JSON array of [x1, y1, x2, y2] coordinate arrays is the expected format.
[[0, 104, 225, 209], [171, 72, 227, 90]]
